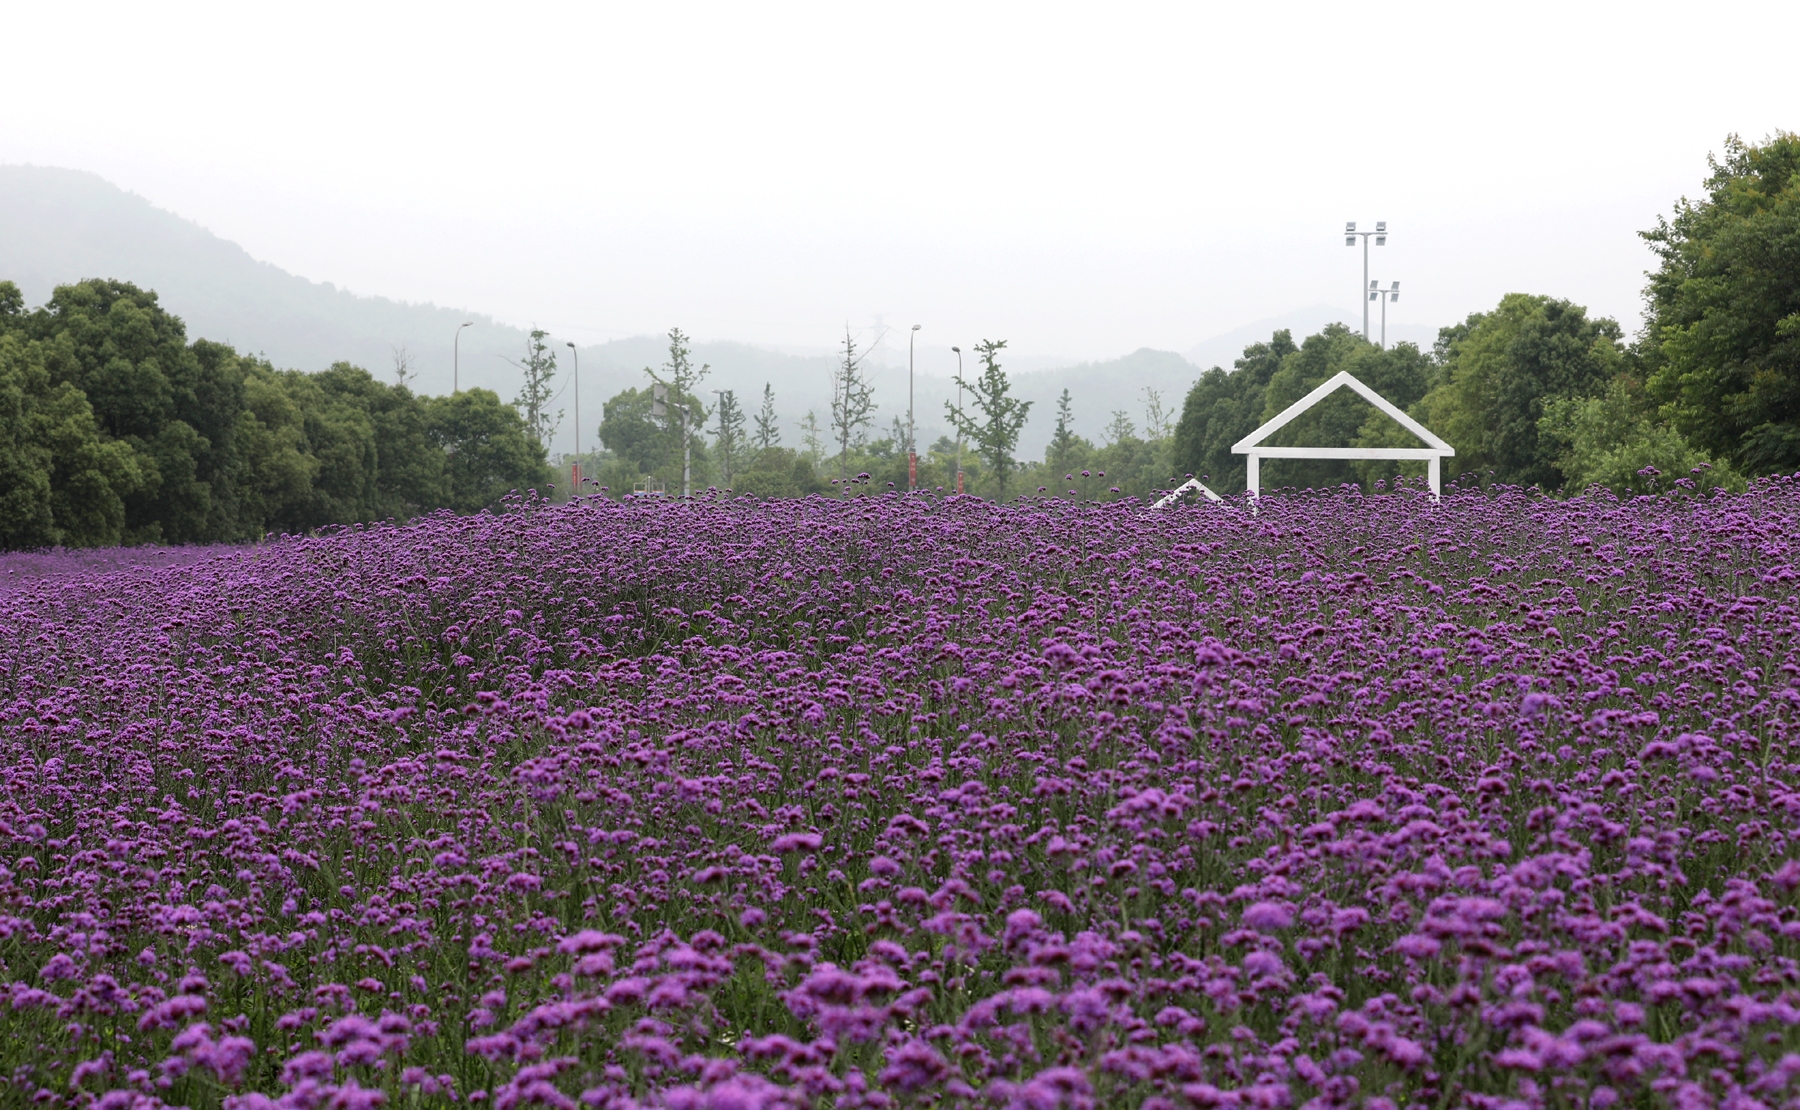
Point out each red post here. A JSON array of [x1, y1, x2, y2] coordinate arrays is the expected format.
[[908, 452, 917, 492]]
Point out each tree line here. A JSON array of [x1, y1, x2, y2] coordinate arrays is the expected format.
[[6, 133, 1793, 545], [0, 279, 552, 550], [582, 132, 1797, 504]]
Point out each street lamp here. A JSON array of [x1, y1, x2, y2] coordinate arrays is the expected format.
[[454, 321, 472, 393], [565, 341, 580, 494], [1343, 222, 1388, 342], [908, 324, 921, 491], [1368, 281, 1400, 349], [950, 345, 964, 496]]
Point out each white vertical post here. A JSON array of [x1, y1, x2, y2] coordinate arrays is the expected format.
[[1428, 456, 1441, 500], [1247, 454, 1260, 499]]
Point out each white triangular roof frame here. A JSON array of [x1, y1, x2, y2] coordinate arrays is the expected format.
[[1230, 370, 1454, 498], [1151, 476, 1224, 509]]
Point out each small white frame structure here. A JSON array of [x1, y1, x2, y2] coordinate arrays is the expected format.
[[1231, 370, 1454, 498], [1151, 477, 1224, 509]]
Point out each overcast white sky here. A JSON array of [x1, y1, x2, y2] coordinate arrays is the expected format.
[[3, 0, 1795, 360]]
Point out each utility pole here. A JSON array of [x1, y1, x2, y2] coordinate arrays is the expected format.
[[908, 324, 921, 491], [1343, 222, 1388, 342], [1368, 281, 1400, 349], [950, 345, 964, 495], [565, 341, 580, 494], [454, 321, 472, 393]]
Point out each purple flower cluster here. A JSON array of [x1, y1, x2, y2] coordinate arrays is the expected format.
[[4, 481, 1800, 1108]]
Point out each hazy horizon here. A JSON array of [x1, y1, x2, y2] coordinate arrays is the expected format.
[[4, 2, 1793, 365]]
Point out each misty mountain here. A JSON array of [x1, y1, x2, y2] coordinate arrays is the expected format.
[[2, 164, 1429, 461]]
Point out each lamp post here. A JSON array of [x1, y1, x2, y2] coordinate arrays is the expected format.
[[950, 345, 964, 495], [1368, 281, 1400, 349], [453, 321, 472, 393], [908, 324, 921, 491], [1343, 222, 1388, 342], [565, 341, 580, 494]]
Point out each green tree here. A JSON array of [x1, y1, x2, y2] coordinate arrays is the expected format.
[[799, 411, 823, 463], [754, 382, 781, 448], [509, 329, 560, 448], [1170, 330, 1296, 491], [1104, 409, 1136, 445], [1539, 377, 1741, 497], [1046, 389, 1084, 477], [733, 447, 829, 498], [1255, 325, 1434, 491], [713, 389, 746, 486], [0, 329, 143, 548], [1414, 294, 1623, 488], [1642, 132, 1800, 475], [1142, 386, 1171, 440], [829, 327, 877, 473], [944, 339, 1031, 499], [26, 279, 247, 542], [424, 388, 552, 513]]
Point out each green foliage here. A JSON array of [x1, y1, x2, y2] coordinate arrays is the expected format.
[[1643, 132, 1800, 475], [1415, 294, 1623, 488], [731, 447, 829, 498], [1046, 389, 1084, 477], [1539, 377, 1742, 497], [1170, 330, 1296, 491], [1253, 325, 1433, 492], [944, 339, 1031, 499], [0, 278, 551, 549], [425, 388, 555, 513], [508, 328, 561, 447], [0, 328, 142, 548], [596, 383, 712, 491], [754, 382, 780, 449], [828, 328, 877, 474], [713, 389, 746, 486]]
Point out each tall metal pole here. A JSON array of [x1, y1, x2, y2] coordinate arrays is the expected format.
[[681, 403, 691, 498], [454, 321, 472, 393], [951, 345, 963, 496], [908, 324, 921, 491], [1362, 237, 1370, 343], [1343, 222, 1387, 343], [566, 341, 580, 494]]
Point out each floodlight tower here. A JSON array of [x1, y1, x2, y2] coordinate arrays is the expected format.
[[1344, 221, 1388, 342], [1368, 281, 1400, 349]]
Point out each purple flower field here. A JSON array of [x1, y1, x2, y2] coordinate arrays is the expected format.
[[5, 482, 1800, 1109]]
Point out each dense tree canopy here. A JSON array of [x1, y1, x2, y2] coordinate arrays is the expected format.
[[0, 279, 552, 549], [1416, 294, 1624, 489], [1643, 132, 1800, 474]]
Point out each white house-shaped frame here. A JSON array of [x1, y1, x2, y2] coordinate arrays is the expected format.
[[1231, 370, 1455, 498], [1151, 477, 1224, 508]]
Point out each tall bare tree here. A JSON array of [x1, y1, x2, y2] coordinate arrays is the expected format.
[[829, 326, 877, 473]]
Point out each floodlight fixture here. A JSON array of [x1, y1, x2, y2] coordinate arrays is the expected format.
[[1342, 220, 1390, 341], [1370, 280, 1405, 348]]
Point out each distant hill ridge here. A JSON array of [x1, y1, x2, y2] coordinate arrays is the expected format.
[[0, 164, 1433, 454]]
